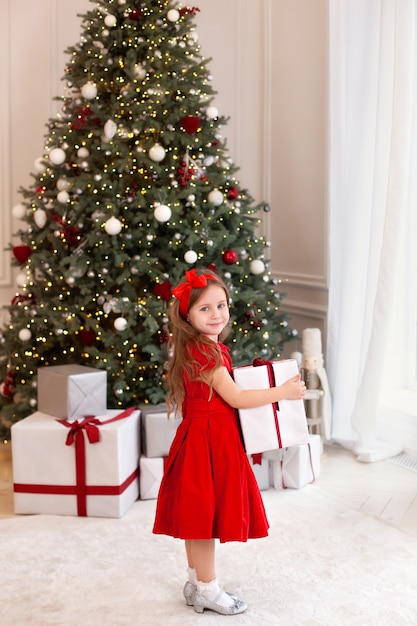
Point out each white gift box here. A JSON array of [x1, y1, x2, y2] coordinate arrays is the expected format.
[[141, 407, 181, 457], [12, 409, 140, 517], [233, 359, 309, 454], [248, 455, 270, 491], [37, 364, 107, 420], [139, 456, 166, 500], [269, 434, 322, 490]]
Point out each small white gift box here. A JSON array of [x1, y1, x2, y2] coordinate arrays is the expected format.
[[233, 359, 309, 455], [37, 364, 107, 420], [140, 405, 181, 457], [248, 455, 270, 491], [139, 456, 166, 500], [269, 434, 322, 489], [12, 408, 140, 517]]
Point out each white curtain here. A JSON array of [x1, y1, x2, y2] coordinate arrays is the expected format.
[[327, 0, 417, 461]]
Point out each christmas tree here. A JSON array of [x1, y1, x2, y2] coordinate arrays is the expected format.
[[0, 0, 296, 438]]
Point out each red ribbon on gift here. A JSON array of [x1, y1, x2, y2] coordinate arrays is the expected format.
[[14, 407, 138, 517], [253, 358, 282, 448]]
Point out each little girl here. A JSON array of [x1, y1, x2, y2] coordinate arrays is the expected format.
[[153, 268, 306, 615]]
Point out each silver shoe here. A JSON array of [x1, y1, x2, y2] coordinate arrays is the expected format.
[[183, 581, 196, 606], [193, 590, 248, 615]]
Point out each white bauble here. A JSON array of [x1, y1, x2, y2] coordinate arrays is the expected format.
[[208, 189, 224, 206], [184, 250, 198, 264], [34, 157, 46, 173], [77, 147, 89, 158], [104, 14, 117, 28], [81, 81, 98, 100], [12, 203, 26, 219], [34, 209, 47, 228], [104, 119, 118, 141], [134, 64, 147, 80], [16, 272, 27, 287], [203, 156, 215, 167], [154, 204, 171, 222], [56, 178, 70, 191], [167, 9, 180, 22], [250, 259, 265, 275], [206, 106, 218, 120], [148, 143, 166, 162], [105, 216, 122, 235], [49, 147, 66, 165], [57, 190, 69, 204], [18, 328, 32, 342], [114, 317, 128, 331]]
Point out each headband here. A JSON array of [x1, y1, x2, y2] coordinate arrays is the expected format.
[[171, 269, 221, 318]]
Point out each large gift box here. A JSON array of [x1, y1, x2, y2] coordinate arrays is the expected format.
[[12, 408, 140, 517], [37, 364, 107, 420], [140, 404, 181, 457], [248, 455, 270, 491], [233, 359, 310, 455], [139, 456, 167, 500], [269, 434, 322, 489]]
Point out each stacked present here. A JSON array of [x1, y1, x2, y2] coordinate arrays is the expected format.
[[139, 404, 181, 500], [11, 364, 141, 517]]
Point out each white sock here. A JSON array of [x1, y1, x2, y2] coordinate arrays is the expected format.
[[196, 579, 234, 608], [187, 567, 197, 585]]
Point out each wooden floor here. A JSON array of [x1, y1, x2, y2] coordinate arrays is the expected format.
[[1, 441, 417, 535]]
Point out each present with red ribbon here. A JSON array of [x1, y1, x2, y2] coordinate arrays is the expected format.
[[268, 434, 321, 490], [139, 455, 168, 500], [12, 408, 140, 517], [233, 358, 310, 455]]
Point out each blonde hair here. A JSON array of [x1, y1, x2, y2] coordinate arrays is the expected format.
[[166, 269, 230, 415]]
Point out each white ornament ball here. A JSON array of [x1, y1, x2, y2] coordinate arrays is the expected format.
[[81, 81, 98, 100], [34, 209, 47, 228], [184, 250, 198, 264], [12, 203, 26, 219], [57, 178, 70, 191], [250, 259, 265, 275], [34, 157, 46, 173], [114, 317, 128, 331], [167, 9, 180, 22], [154, 204, 172, 222], [19, 328, 32, 341], [208, 189, 224, 206], [105, 216, 122, 235], [49, 147, 66, 165], [148, 143, 166, 162], [77, 147, 89, 158], [57, 190, 69, 204], [16, 272, 27, 287], [104, 14, 117, 28], [206, 106, 219, 120], [134, 64, 147, 80], [104, 119, 118, 141]]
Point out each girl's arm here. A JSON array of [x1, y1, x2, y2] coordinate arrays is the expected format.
[[211, 366, 306, 409]]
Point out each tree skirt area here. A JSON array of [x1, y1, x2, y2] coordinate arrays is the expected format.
[[0, 486, 416, 626]]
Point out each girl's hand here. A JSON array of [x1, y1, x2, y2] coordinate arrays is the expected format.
[[279, 374, 306, 400]]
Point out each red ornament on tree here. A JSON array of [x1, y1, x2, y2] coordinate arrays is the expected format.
[[222, 249, 238, 265], [13, 245, 32, 264], [227, 186, 239, 200], [129, 9, 143, 21], [180, 115, 201, 135], [152, 281, 172, 301], [80, 328, 96, 346]]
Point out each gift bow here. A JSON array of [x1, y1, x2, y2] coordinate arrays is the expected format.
[[172, 269, 221, 317]]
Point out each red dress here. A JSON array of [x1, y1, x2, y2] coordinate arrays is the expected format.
[[153, 342, 269, 543]]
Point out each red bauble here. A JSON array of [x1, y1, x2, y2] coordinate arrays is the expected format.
[[129, 9, 143, 21], [13, 245, 32, 264], [222, 249, 238, 265], [227, 187, 239, 200], [152, 281, 172, 301], [80, 329, 96, 346], [207, 263, 217, 273], [180, 115, 201, 135]]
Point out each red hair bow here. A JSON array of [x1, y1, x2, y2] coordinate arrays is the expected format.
[[172, 269, 220, 318]]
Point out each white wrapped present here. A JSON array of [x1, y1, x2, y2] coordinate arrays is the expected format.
[[269, 434, 322, 489], [139, 456, 166, 500], [140, 405, 181, 457], [37, 364, 107, 420], [248, 455, 270, 491], [12, 408, 140, 517], [233, 359, 309, 454]]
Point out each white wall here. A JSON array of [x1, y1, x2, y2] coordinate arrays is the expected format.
[[0, 0, 329, 352]]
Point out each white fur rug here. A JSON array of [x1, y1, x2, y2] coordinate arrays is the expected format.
[[0, 485, 416, 625]]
